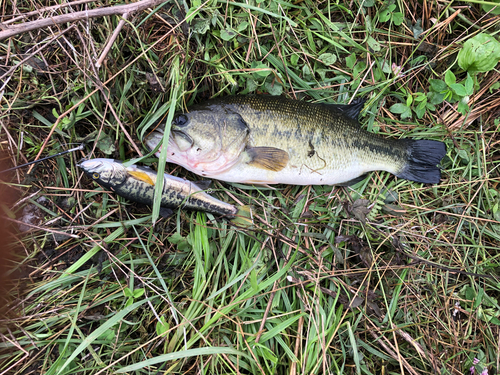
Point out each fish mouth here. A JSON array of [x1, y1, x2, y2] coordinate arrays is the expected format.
[[171, 129, 194, 149], [146, 129, 194, 153], [144, 131, 164, 152], [78, 159, 106, 173]]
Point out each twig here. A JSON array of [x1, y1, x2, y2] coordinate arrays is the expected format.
[[393, 322, 441, 374], [2, 0, 96, 25], [0, 0, 168, 41], [6, 217, 80, 239], [368, 329, 421, 375], [95, 13, 129, 68], [255, 281, 277, 344]]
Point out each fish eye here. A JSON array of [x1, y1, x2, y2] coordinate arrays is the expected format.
[[92, 172, 100, 179], [173, 114, 188, 126]]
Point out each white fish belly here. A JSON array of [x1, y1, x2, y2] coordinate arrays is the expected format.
[[201, 161, 369, 185]]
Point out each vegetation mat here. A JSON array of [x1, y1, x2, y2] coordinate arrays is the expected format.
[[1, 0, 499, 374]]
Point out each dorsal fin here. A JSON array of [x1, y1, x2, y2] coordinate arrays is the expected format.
[[319, 98, 366, 121]]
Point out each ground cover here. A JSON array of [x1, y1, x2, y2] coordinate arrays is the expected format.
[[1, 0, 499, 374]]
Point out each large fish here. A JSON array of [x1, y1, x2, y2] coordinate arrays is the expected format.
[[145, 95, 446, 186], [78, 158, 250, 221]]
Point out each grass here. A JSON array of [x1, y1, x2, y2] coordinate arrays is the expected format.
[[1, 0, 500, 374]]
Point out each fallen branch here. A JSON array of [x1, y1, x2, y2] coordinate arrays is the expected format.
[[2, 0, 96, 25], [95, 12, 129, 68], [0, 0, 168, 41]]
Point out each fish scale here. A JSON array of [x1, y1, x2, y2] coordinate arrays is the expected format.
[[145, 95, 446, 185]]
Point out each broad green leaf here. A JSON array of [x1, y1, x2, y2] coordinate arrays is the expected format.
[[429, 79, 447, 92], [346, 53, 356, 69], [96, 133, 116, 155], [319, 52, 337, 65], [457, 97, 470, 115], [246, 78, 258, 92], [465, 73, 474, 95], [367, 36, 381, 52], [390, 103, 412, 119], [458, 33, 500, 73], [133, 288, 145, 298], [265, 81, 283, 96], [490, 82, 500, 93], [251, 62, 272, 78], [302, 64, 313, 80], [482, 0, 500, 15], [474, 287, 485, 308], [445, 70, 456, 86], [237, 21, 249, 32], [414, 92, 426, 102], [353, 61, 367, 77], [427, 91, 445, 105], [156, 316, 170, 336], [379, 6, 392, 22], [389, 103, 409, 114], [392, 12, 404, 26], [414, 100, 427, 119], [450, 83, 467, 96], [220, 28, 237, 41], [412, 19, 423, 38], [192, 18, 210, 35]]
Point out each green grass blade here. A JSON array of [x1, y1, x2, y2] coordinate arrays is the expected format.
[[115, 347, 253, 373]]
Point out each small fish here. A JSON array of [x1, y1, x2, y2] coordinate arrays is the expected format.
[[78, 158, 251, 222], [145, 95, 446, 186]]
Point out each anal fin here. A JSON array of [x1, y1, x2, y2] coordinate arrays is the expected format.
[[246, 146, 289, 172]]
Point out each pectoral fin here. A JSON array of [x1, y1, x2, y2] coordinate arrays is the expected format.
[[128, 170, 156, 185], [246, 147, 289, 172]]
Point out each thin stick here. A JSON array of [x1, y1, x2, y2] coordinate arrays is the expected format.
[[255, 281, 277, 344], [95, 13, 129, 68], [0, 0, 167, 41], [2, 0, 96, 25], [6, 217, 80, 239], [0, 144, 84, 174]]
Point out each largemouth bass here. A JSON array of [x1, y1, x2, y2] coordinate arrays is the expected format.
[[145, 95, 446, 186], [78, 158, 250, 221]]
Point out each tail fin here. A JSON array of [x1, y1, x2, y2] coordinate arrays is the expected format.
[[231, 205, 253, 228], [396, 140, 446, 184]]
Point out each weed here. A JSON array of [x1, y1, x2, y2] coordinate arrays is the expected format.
[[1, 0, 499, 374]]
